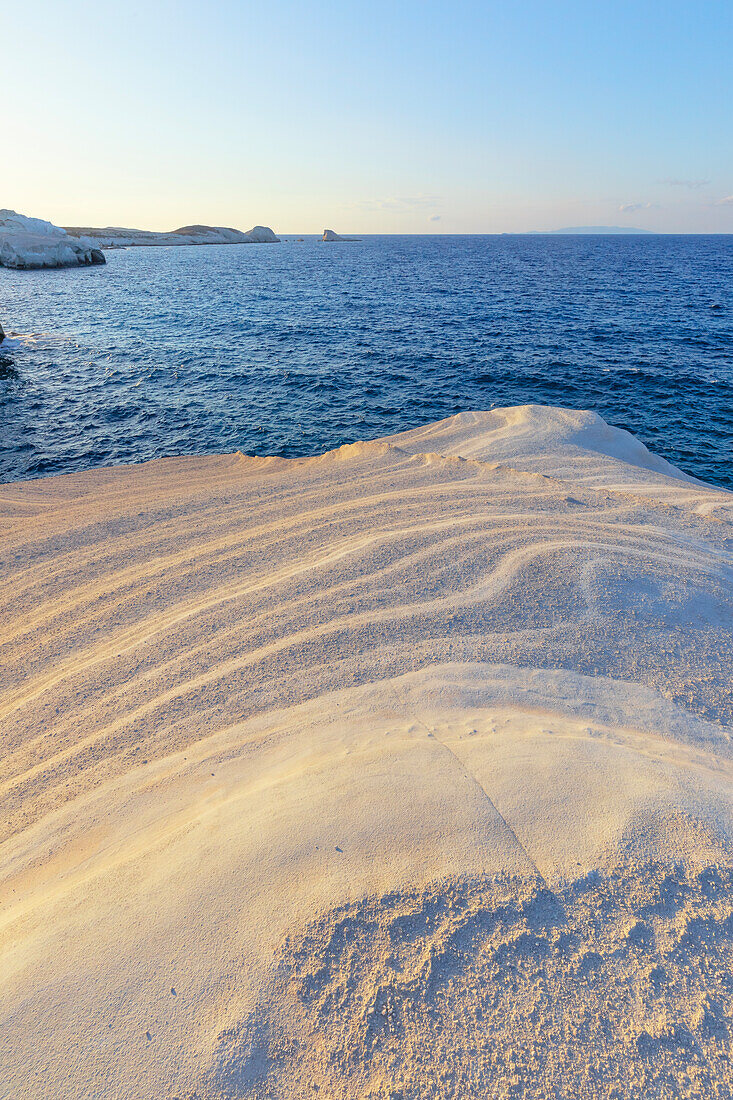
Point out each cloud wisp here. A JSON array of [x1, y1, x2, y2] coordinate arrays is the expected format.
[[348, 194, 441, 213], [661, 178, 711, 189], [619, 202, 658, 213]]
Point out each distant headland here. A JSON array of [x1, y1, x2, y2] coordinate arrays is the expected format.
[[531, 225, 656, 235], [64, 224, 281, 247], [0, 210, 280, 269]]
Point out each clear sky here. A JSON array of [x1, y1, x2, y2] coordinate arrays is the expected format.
[[4, 0, 732, 233]]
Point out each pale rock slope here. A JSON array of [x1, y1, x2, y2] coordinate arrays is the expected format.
[[64, 224, 280, 247], [0, 210, 106, 269], [0, 406, 731, 1099]]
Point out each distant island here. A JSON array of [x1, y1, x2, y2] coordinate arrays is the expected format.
[[532, 225, 655, 235]]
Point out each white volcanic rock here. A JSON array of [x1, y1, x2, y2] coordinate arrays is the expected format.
[[0, 210, 62, 237], [241, 225, 280, 243], [0, 210, 106, 269], [1, 407, 732, 1100], [65, 223, 280, 247], [171, 224, 280, 244], [322, 228, 360, 241]]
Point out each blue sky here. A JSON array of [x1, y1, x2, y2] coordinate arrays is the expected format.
[[4, 0, 732, 232]]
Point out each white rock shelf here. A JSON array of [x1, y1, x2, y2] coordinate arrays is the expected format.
[[0, 210, 105, 270]]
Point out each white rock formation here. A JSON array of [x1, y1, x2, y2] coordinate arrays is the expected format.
[[0, 210, 106, 269], [1, 407, 732, 1099], [322, 228, 360, 241], [241, 225, 280, 243], [64, 223, 280, 247]]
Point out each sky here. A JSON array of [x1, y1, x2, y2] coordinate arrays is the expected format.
[[3, 0, 732, 233]]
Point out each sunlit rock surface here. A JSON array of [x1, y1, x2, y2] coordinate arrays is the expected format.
[[1, 407, 731, 1098]]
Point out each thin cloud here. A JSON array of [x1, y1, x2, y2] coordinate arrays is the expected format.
[[619, 202, 657, 213], [715, 195, 733, 206], [661, 178, 710, 189], [428, 214, 441, 222], [348, 194, 440, 213]]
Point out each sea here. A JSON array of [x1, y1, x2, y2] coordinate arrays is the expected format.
[[1, 234, 731, 488]]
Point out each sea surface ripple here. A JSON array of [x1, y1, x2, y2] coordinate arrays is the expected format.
[[1, 233, 731, 487]]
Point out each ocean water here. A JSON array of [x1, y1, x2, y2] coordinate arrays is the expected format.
[[1, 234, 731, 488]]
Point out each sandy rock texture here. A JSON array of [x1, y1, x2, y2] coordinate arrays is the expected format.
[[0, 407, 731, 1098]]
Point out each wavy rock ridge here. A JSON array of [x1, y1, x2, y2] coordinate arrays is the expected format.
[[0, 406, 731, 1098]]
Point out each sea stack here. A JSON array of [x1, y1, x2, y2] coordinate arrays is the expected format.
[[322, 228, 361, 241]]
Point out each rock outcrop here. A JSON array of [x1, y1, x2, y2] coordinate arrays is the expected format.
[[0, 210, 107, 270], [322, 228, 361, 241], [241, 225, 280, 243]]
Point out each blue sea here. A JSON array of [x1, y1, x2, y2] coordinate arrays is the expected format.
[[1, 234, 731, 488]]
